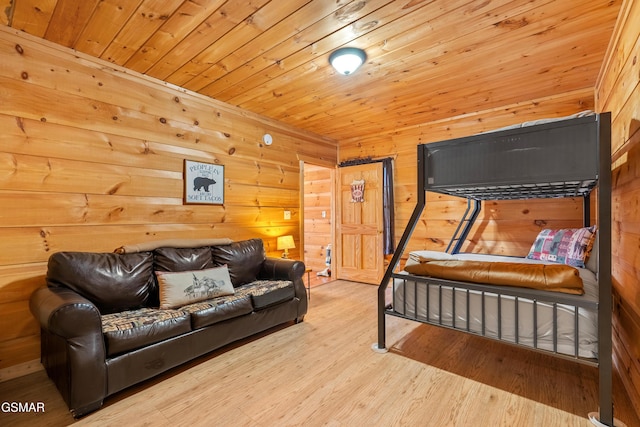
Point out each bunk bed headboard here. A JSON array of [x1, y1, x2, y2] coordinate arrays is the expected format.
[[422, 114, 600, 200]]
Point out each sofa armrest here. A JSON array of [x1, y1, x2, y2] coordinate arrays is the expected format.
[[29, 286, 107, 417], [30, 287, 103, 338], [259, 257, 305, 282], [259, 258, 308, 319]]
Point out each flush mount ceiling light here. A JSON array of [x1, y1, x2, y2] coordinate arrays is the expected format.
[[329, 47, 367, 75]]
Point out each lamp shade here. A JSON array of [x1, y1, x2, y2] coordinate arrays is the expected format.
[[277, 235, 295, 251], [329, 47, 366, 75]]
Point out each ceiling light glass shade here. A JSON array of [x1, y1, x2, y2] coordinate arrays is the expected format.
[[329, 47, 367, 75]]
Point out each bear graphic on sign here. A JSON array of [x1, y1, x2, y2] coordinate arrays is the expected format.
[[193, 176, 216, 192]]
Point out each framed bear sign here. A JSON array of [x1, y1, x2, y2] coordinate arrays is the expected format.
[[184, 160, 224, 205]]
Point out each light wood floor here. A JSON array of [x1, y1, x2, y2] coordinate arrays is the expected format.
[[1, 280, 638, 427]]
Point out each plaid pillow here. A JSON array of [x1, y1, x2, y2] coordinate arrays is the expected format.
[[526, 226, 597, 268]]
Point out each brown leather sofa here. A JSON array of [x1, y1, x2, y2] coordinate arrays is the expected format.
[[29, 238, 307, 417]]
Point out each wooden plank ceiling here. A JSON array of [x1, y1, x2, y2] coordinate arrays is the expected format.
[[3, 0, 621, 141]]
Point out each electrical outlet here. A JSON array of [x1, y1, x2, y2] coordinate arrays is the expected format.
[[321, 210, 327, 218], [284, 210, 291, 220]]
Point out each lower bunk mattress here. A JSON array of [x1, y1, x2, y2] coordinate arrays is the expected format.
[[392, 252, 599, 359]]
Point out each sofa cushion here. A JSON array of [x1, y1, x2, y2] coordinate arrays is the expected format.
[[211, 239, 266, 287], [237, 280, 295, 310], [153, 246, 214, 272], [156, 266, 235, 309], [180, 293, 254, 329], [101, 308, 191, 357], [46, 251, 155, 314]]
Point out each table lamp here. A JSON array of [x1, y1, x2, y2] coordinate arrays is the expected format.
[[277, 235, 295, 259]]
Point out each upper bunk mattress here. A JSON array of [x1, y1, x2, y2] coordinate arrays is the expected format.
[[421, 112, 602, 200]]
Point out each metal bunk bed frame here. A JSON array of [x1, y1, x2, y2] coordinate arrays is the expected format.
[[374, 112, 614, 426]]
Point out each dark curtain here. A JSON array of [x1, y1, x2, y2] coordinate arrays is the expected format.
[[339, 157, 395, 255], [382, 158, 395, 255]]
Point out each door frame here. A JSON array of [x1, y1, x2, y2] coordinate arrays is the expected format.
[[300, 160, 336, 276]]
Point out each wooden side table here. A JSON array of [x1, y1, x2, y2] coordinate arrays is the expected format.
[[305, 268, 312, 300]]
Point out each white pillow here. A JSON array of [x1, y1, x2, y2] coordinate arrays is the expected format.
[[156, 265, 234, 309], [585, 233, 599, 273], [406, 250, 455, 267]]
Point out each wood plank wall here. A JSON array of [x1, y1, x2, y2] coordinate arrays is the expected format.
[[0, 26, 338, 380], [596, 0, 640, 416], [303, 164, 333, 273]]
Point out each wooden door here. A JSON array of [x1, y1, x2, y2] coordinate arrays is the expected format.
[[335, 163, 384, 284]]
